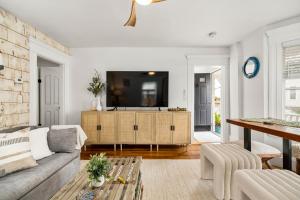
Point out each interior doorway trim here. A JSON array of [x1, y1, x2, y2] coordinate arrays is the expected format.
[[29, 37, 70, 125], [186, 54, 230, 142]]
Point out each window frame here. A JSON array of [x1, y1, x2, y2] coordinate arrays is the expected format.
[[264, 23, 300, 119]]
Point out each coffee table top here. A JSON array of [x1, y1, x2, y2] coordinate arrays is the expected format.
[[51, 157, 143, 200]]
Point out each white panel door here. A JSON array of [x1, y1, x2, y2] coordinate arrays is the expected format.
[[40, 67, 62, 126]]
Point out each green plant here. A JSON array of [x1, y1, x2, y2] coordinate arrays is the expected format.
[[214, 113, 221, 126], [87, 153, 111, 182], [87, 70, 105, 97]]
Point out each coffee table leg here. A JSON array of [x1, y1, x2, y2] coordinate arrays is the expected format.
[[283, 138, 292, 170], [244, 128, 251, 151]]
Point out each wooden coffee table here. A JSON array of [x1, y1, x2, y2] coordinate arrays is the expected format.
[[51, 157, 143, 200]]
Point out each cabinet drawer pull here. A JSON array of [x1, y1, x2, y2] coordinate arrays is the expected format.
[[97, 125, 101, 131], [170, 125, 175, 131], [133, 125, 138, 131]]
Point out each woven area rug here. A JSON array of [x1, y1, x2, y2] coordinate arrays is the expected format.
[[78, 159, 215, 200]]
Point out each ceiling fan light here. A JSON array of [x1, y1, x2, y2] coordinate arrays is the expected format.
[[135, 0, 152, 6]]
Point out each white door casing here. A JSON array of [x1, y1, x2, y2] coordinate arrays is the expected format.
[[29, 37, 70, 125], [187, 55, 230, 142], [40, 67, 63, 126]]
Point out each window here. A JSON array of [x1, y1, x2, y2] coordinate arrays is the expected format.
[[283, 45, 300, 121]]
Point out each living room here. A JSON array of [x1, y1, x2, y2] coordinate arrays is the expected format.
[[0, 0, 300, 200]]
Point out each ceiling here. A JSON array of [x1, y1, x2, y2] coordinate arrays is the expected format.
[[1, 0, 300, 48]]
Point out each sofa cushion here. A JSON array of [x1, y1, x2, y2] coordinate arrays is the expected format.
[[48, 128, 77, 153], [0, 129, 38, 178], [0, 150, 79, 200], [30, 127, 54, 160]]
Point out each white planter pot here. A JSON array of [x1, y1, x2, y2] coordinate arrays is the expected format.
[[91, 176, 105, 187], [91, 98, 97, 110], [96, 96, 102, 111]]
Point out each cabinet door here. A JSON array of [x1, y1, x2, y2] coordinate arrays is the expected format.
[[117, 111, 135, 144], [136, 112, 155, 144], [172, 112, 190, 144], [99, 112, 116, 144], [81, 111, 98, 144], [156, 112, 172, 144]]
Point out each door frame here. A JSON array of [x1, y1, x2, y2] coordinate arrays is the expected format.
[[187, 55, 230, 142], [29, 37, 70, 125]]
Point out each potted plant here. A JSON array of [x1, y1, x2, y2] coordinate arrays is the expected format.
[[87, 70, 105, 111], [87, 153, 111, 187], [214, 113, 221, 134]]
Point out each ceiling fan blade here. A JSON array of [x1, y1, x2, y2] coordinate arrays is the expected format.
[[124, 0, 137, 27], [152, 0, 166, 3]]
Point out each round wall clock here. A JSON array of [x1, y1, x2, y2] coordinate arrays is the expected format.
[[243, 57, 260, 79]]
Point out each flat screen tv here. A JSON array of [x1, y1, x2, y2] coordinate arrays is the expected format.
[[106, 71, 169, 107]]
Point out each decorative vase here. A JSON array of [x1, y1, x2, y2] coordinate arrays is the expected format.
[[91, 176, 105, 187], [96, 96, 102, 111], [91, 98, 97, 110]]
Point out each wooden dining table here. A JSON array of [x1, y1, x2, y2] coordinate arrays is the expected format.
[[227, 119, 300, 170]]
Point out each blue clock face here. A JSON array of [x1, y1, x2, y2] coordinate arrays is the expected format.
[[243, 57, 260, 79]]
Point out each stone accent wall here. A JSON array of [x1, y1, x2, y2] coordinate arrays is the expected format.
[[0, 8, 69, 130]]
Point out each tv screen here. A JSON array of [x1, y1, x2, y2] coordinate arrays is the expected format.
[[106, 71, 169, 107]]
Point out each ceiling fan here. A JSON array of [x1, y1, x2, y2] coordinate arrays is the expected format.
[[124, 0, 166, 27]]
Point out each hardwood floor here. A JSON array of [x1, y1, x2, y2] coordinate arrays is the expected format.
[[81, 144, 200, 160]]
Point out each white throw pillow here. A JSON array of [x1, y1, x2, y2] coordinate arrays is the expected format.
[[30, 128, 54, 160], [0, 129, 38, 177]]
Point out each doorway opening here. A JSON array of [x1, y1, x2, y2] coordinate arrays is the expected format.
[[37, 57, 63, 126], [193, 66, 222, 143], [29, 37, 70, 126]]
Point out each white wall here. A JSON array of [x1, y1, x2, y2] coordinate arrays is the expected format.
[[37, 57, 60, 67], [230, 16, 300, 169], [68, 47, 229, 124], [230, 16, 300, 143], [240, 29, 265, 142]]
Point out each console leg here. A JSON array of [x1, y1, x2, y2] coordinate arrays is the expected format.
[[150, 144, 152, 152], [244, 128, 251, 151], [283, 139, 292, 170], [157, 145, 159, 152], [120, 144, 123, 152], [84, 145, 86, 151], [114, 144, 116, 151]]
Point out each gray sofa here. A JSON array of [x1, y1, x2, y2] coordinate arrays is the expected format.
[[0, 127, 80, 200]]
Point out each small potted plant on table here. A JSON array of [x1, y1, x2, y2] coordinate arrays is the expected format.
[[87, 153, 111, 187]]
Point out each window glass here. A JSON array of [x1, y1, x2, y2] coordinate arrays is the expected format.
[[283, 45, 300, 121]]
